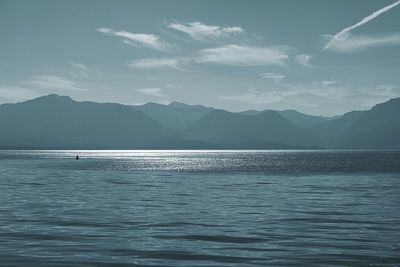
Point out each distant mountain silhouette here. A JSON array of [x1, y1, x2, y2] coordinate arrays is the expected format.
[[0, 94, 179, 149], [184, 109, 317, 148], [1, 94, 399, 149], [132, 101, 213, 131], [312, 98, 400, 148], [240, 109, 332, 128]]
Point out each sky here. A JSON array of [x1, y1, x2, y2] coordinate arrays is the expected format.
[[1, 0, 400, 116]]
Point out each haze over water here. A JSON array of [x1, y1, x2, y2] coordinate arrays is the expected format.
[[1, 150, 400, 267]]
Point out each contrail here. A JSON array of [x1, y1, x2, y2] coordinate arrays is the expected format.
[[324, 0, 400, 50]]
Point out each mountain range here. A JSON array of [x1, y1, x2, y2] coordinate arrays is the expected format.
[[0, 94, 399, 149]]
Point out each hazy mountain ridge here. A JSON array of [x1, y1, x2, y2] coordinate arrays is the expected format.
[[132, 101, 214, 131], [311, 98, 400, 148], [184, 109, 317, 147], [0, 94, 399, 149], [0, 95, 178, 149], [239, 109, 332, 128]]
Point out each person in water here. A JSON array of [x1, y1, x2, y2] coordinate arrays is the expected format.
[[76, 155, 79, 160]]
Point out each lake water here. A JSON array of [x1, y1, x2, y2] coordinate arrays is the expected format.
[[1, 150, 400, 267]]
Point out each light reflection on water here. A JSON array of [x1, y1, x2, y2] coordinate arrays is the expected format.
[[0, 150, 400, 266]]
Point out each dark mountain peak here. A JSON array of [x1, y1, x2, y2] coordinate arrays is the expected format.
[[312, 97, 400, 149], [25, 94, 74, 104], [382, 97, 400, 104], [184, 106, 316, 148], [279, 109, 328, 119], [371, 97, 400, 112], [281, 109, 299, 114], [41, 94, 72, 101], [169, 101, 210, 110], [168, 101, 189, 108], [133, 100, 213, 131], [138, 102, 166, 108], [238, 109, 331, 128], [1, 94, 399, 149], [0, 94, 177, 149]]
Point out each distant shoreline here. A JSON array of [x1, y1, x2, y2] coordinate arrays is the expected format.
[[2, 95, 400, 150]]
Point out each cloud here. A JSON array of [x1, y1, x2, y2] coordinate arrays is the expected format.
[[122, 39, 138, 47], [25, 75, 89, 91], [260, 72, 285, 80], [320, 80, 338, 86], [168, 21, 244, 42], [70, 71, 90, 79], [220, 89, 284, 105], [127, 58, 187, 71], [128, 45, 289, 69], [196, 44, 289, 66], [324, 0, 400, 50], [220, 81, 400, 115], [323, 33, 400, 53], [70, 62, 89, 71], [70, 62, 90, 79], [375, 84, 400, 96], [135, 87, 166, 98], [97, 27, 172, 51], [0, 87, 41, 103], [295, 54, 313, 67]]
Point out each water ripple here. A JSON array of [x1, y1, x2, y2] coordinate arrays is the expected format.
[[1, 150, 400, 266]]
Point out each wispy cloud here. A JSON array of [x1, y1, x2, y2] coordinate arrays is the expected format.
[[260, 72, 285, 80], [295, 54, 313, 67], [220, 81, 400, 115], [220, 89, 284, 105], [320, 80, 338, 86], [135, 87, 166, 98], [323, 33, 400, 53], [375, 84, 400, 97], [168, 21, 244, 42], [25, 75, 89, 91], [196, 44, 289, 66], [97, 27, 172, 51], [70, 62, 89, 71], [128, 44, 289, 69], [127, 58, 187, 71], [324, 0, 400, 50], [0, 87, 41, 103], [70, 62, 90, 79]]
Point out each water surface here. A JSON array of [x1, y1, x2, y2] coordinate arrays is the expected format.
[[1, 150, 399, 266]]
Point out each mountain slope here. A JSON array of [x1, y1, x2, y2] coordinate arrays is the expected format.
[[312, 98, 400, 148], [0, 95, 178, 149], [1, 95, 399, 149], [240, 109, 330, 128], [184, 109, 318, 148], [132, 101, 213, 131]]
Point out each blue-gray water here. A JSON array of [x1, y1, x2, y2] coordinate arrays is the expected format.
[[1, 150, 400, 267]]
